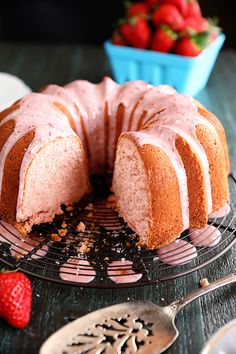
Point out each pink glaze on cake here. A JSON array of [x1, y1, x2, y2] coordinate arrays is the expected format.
[[189, 226, 221, 247], [0, 77, 230, 247], [133, 93, 216, 215], [209, 203, 231, 219], [158, 239, 197, 265], [59, 259, 95, 283], [131, 127, 190, 230], [107, 259, 142, 283]]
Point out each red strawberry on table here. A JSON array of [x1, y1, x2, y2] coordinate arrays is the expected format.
[[186, 0, 202, 18], [0, 271, 32, 328], [127, 2, 149, 18], [120, 17, 151, 49], [152, 4, 184, 31], [160, 0, 188, 17], [175, 32, 210, 56], [112, 31, 127, 46], [151, 25, 178, 52]]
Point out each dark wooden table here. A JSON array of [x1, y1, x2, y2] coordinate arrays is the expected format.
[[0, 42, 236, 354]]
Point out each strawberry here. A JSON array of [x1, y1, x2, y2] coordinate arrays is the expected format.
[[186, 0, 202, 18], [160, 0, 188, 17], [175, 32, 210, 56], [145, 0, 160, 10], [120, 17, 151, 49], [152, 4, 184, 31], [151, 25, 178, 52], [127, 2, 149, 18], [182, 16, 209, 34], [0, 271, 32, 329], [112, 31, 127, 46]]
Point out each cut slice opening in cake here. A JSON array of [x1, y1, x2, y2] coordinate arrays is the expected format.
[[112, 136, 150, 245], [16, 136, 90, 233]]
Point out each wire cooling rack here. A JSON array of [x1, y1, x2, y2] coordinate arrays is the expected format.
[[0, 174, 235, 288]]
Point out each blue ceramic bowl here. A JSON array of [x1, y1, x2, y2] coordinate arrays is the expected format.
[[104, 33, 225, 97]]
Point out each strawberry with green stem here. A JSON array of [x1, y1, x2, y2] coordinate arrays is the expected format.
[[112, 31, 127, 46], [126, 2, 149, 18], [0, 270, 32, 329], [176, 31, 211, 56], [182, 16, 209, 34], [120, 17, 151, 49], [151, 24, 178, 52]]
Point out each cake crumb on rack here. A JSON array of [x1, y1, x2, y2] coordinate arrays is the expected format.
[[58, 229, 67, 237], [77, 222, 86, 232], [66, 206, 74, 212], [13, 252, 22, 260], [87, 212, 93, 217], [61, 222, 67, 228], [51, 233, 62, 242], [85, 203, 94, 210], [79, 243, 88, 253], [200, 278, 209, 287]]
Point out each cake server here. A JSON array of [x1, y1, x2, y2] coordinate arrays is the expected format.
[[40, 272, 236, 354]]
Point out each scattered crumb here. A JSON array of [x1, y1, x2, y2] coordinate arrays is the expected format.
[[87, 212, 93, 217], [13, 252, 22, 260], [85, 203, 94, 210], [51, 233, 62, 242], [66, 206, 74, 212], [104, 257, 109, 261], [61, 222, 67, 228], [200, 278, 209, 287], [58, 229, 67, 237], [77, 222, 86, 232], [79, 243, 88, 253]]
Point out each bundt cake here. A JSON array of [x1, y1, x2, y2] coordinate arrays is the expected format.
[[0, 77, 230, 249]]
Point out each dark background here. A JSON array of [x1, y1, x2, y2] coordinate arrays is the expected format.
[[0, 0, 235, 47]]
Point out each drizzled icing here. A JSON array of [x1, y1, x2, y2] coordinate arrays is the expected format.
[[130, 127, 190, 230], [0, 94, 77, 211], [107, 259, 142, 283], [0, 77, 219, 229], [0, 221, 48, 259], [158, 239, 197, 265], [189, 225, 221, 247], [135, 93, 216, 215], [209, 203, 230, 219], [59, 259, 95, 283]]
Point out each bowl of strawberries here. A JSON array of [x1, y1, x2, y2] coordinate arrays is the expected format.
[[104, 0, 225, 97]]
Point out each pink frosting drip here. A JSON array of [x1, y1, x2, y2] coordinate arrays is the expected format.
[[209, 203, 230, 219], [59, 259, 95, 283], [0, 221, 48, 259], [107, 259, 142, 283], [158, 239, 197, 265], [129, 126, 189, 230], [189, 225, 221, 247], [137, 93, 214, 215]]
